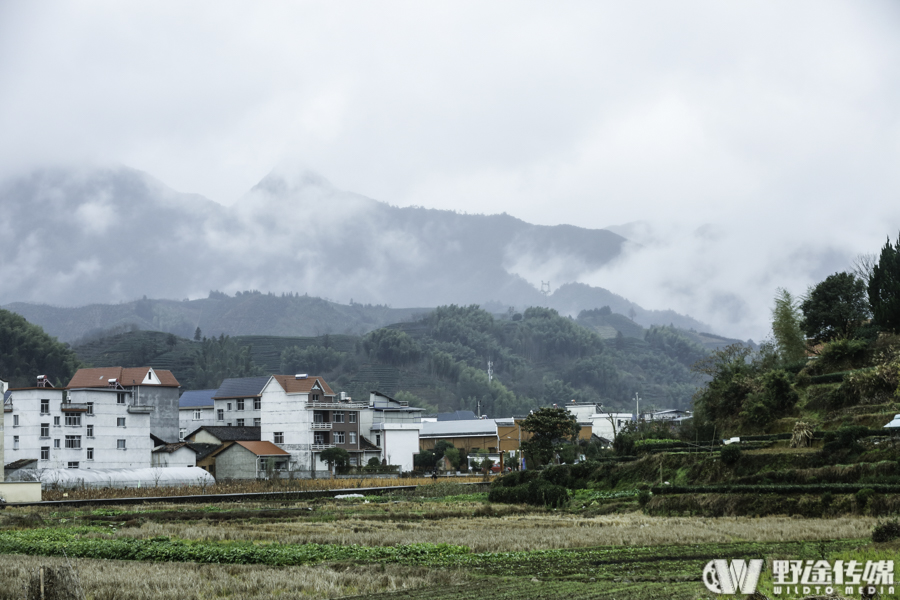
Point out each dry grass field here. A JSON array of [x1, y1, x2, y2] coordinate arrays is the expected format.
[[99, 500, 878, 552], [0, 554, 469, 600]]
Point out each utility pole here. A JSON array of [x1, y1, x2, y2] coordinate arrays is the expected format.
[[634, 393, 640, 423], [487, 361, 493, 384]]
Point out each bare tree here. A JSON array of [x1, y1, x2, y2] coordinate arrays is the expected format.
[[852, 253, 877, 286]]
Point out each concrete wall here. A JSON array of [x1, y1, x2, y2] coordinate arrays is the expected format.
[[5, 388, 152, 471], [0, 482, 41, 503], [179, 406, 215, 439], [68, 388, 152, 469], [214, 444, 260, 479], [260, 379, 314, 472], [375, 425, 421, 472], [214, 397, 260, 428], [135, 385, 180, 443], [591, 413, 633, 441], [152, 446, 197, 468]]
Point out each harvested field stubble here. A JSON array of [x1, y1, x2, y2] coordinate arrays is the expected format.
[[0, 554, 470, 600], [112, 509, 878, 552]]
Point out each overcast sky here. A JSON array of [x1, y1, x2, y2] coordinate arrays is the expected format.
[[2, 1, 900, 340]]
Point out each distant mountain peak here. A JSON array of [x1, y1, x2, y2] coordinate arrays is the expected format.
[[251, 167, 334, 197]]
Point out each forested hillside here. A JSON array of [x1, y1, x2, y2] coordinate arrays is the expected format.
[[72, 305, 710, 415], [0, 309, 82, 388]]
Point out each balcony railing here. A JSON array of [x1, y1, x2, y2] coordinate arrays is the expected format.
[[311, 444, 336, 451], [307, 402, 366, 409], [311, 422, 333, 430], [60, 402, 91, 413]]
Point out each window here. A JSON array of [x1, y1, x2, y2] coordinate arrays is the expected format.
[[54, 439, 60, 448], [349, 432, 357, 444], [236, 399, 244, 411], [350, 455, 358, 466], [311, 393, 320, 402], [68, 462, 79, 469], [236, 418, 244, 427], [86, 448, 94, 460], [65, 414, 81, 427], [333, 411, 344, 423], [40, 423, 50, 437], [375, 434, 381, 447], [217, 409, 224, 421], [179, 429, 186, 441], [274, 432, 284, 444], [40, 447, 49, 460], [253, 418, 261, 426], [117, 439, 126, 450], [86, 402, 93, 415], [40, 399, 49, 414], [117, 392, 126, 405], [117, 417, 126, 427], [65, 435, 82, 449], [12, 414, 19, 426], [227, 402, 232, 411], [253, 398, 261, 410], [54, 416, 61, 427], [313, 412, 324, 423], [13, 435, 19, 450], [193, 409, 201, 420], [86, 424, 94, 437], [314, 433, 326, 445], [334, 431, 345, 444], [349, 412, 357, 423]]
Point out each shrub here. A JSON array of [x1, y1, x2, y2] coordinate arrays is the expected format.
[[613, 434, 635, 456], [821, 491, 833, 508], [873, 519, 900, 543], [488, 480, 569, 508], [720, 445, 743, 467], [856, 488, 876, 512], [637, 489, 651, 508]]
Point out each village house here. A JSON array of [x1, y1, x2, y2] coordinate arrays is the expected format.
[[67, 366, 182, 444], [358, 391, 423, 472], [3, 374, 154, 470], [178, 388, 217, 440]]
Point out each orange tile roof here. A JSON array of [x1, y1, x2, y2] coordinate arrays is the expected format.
[[66, 367, 180, 389], [270, 375, 334, 396], [234, 441, 290, 456]]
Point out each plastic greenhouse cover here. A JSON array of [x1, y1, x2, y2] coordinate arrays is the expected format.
[[7, 467, 215, 489]]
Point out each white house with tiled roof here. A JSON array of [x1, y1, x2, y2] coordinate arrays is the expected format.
[[4, 374, 154, 470], [256, 374, 380, 474], [67, 367, 181, 444]]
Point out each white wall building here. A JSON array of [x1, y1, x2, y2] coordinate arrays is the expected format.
[[259, 375, 371, 474], [358, 391, 423, 472], [1, 378, 7, 480], [590, 412, 634, 441], [178, 389, 218, 440], [211, 376, 270, 429], [3, 376, 153, 470]]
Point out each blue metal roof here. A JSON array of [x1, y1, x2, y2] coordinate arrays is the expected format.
[[213, 376, 272, 399], [179, 389, 217, 408], [436, 410, 478, 421]]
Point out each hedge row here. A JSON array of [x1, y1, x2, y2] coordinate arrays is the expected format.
[[651, 483, 900, 495], [488, 480, 569, 507]]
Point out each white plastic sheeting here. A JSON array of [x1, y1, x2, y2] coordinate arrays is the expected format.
[[7, 467, 215, 490]]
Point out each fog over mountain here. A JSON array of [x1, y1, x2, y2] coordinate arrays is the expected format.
[[0, 165, 710, 334]]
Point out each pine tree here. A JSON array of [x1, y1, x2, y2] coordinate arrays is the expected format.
[[869, 234, 900, 333]]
